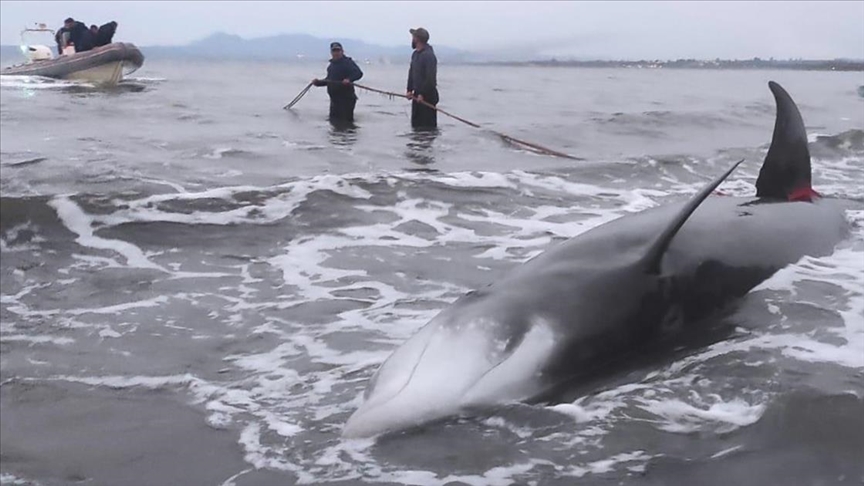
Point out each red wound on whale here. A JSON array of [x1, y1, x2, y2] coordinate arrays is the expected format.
[[788, 186, 820, 202]]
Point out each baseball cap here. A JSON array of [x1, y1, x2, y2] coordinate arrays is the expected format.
[[330, 42, 343, 51], [409, 27, 430, 43]]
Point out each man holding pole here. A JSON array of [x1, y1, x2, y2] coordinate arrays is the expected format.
[[312, 42, 364, 123], [406, 27, 439, 129]]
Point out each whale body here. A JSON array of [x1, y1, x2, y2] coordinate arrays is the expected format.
[[342, 82, 849, 439]]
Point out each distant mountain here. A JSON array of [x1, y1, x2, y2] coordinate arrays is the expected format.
[[5, 34, 858, 68], [142, 32, 474, 63], [0, 32, 475, 65]]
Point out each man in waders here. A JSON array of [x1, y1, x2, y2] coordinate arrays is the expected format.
[[312, 42, 364, 123], [406, 28, 438, 129]]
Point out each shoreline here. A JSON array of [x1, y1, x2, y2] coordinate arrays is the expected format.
[[472, 59, 864, 72]]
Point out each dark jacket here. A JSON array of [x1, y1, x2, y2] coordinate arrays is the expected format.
[[313, 56, 363, 99], [407, 45, 437, 96], [95, 21, 118, 47], [66, 21, 95, 53], [55, 28, 69, 55]]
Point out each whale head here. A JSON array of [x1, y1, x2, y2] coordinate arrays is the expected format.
[[342, 295, 557, 438]]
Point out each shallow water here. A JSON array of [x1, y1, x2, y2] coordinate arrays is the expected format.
[[1, 61, 863, 486]]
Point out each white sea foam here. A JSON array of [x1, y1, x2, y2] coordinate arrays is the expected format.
[[66, 296, 170, 316], [0, 74, 87, 90], [125, 76, 167, 82], [50, 196, 164, 270], [0, 222, 46, 253], [384, 462, 540, 486], [43, 373, 200, 390], [636, 397, 765, 433], [203, 147, 240, 159], [0, 335, 74, 346], [0, 472, 40, 486], [87, 173, 373, 228], [740, 209, 864, 369], [4, 158, 861, 484]]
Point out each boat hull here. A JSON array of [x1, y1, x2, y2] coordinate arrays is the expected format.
[[1, 42, 144, 85]]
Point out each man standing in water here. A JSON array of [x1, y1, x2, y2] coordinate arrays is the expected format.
[[406, 28, 438, 129], [312, 42, 364, 123]]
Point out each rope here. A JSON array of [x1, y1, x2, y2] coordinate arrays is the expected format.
[[285, 80, 581, 161]]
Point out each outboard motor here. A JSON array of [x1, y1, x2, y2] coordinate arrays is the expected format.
[[25, 45, 52, 61]]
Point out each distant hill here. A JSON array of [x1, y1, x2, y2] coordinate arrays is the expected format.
[[1, 32, 473, 65], [142, 32, 473, 63], [4, 34, 861, 69], [484, 58, 864, 71]]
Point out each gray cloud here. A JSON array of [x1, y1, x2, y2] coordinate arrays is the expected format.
[[1, 1, 861, 59]]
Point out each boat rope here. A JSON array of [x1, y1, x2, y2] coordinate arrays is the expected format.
[[285, 80, 581, 161]]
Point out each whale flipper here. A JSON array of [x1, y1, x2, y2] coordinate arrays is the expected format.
[[756, 81, 816, 201], [642, 159, 744, 275]]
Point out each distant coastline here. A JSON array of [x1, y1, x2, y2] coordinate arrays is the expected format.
[[2, 37, 862, 72], [479, 58, 864, 72]]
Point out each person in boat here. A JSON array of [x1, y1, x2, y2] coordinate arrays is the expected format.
[[58, 17, 95, 53], [406, 27, 439, 129], [95, 21, 118, 47], [311, 42, 364, 123], [90, 24, 99, 38], [54, 28, 70, 55]]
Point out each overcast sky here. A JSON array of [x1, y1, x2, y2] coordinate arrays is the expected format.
[[1, 1, 862, 59]]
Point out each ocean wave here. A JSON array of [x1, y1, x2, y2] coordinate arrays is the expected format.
[[811, 129, 864, 157], [0, 74, 88, 90], [2, 152, 862, 484], [0, 472, 40, 486], [201, 147, 258, 160], [0, 74, 146, 93]]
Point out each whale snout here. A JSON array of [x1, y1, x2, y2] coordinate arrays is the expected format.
[[342, 316, 556, 438], [342, 383, 446, 438]]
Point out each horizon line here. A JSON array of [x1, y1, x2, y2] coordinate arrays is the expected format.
[[0, 30, 861, 63]]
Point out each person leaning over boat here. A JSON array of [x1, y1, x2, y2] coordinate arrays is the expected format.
[[54, 28, 69, 55], [406, 27, 439, 129], [311, 42, 364, 123], [57, 17, 95, 53], [95, 21, 118, 47]]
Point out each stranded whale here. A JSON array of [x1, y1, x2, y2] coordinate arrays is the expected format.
[[342, 82, 849, 439]]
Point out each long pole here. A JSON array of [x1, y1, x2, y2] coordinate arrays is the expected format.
[[355, 83, 582, 161], [283, 82, 314, 110], [285, 80, 582, 161]]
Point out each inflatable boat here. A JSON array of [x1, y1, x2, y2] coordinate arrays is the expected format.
[[1, 25, 144, 85]]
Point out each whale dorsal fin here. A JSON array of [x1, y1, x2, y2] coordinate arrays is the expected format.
[[755, 81, 817, 201], [642, 159, 744, 275]]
